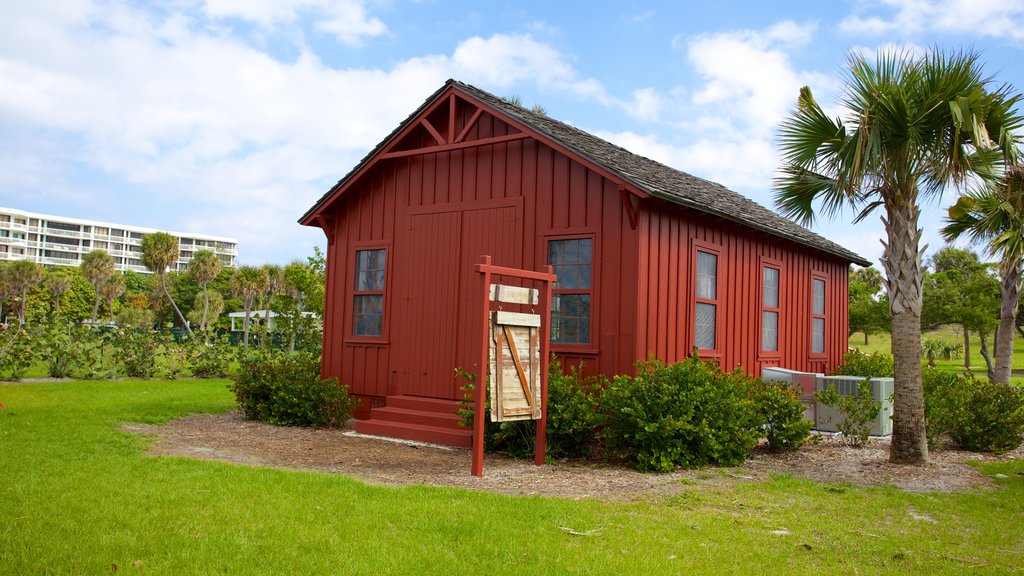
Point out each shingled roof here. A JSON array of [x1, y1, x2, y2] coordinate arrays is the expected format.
[[303, 79, 869, 266]]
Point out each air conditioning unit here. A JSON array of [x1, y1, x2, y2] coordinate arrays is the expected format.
[[761, 367, 820, 423], [814, 375, 894, 436]]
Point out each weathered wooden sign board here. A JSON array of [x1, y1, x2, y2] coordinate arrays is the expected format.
[[488, 286, 542, 422]]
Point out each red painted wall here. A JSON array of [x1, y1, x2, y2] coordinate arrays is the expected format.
[[317, 96, 851, 405]]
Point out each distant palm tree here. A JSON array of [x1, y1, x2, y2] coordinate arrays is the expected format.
[[141, 232, 191, 334], [231, 265, 269, 347], [258, 264, 284, 348], [773, 49, 1022, 464], [188, 249, 223, 333], [7, 260, 44, 326], [0, 261, 15, 324], [99, 274, 126, 324], [943, 164, 1024, 384], [80, 250, 115, 323], [43, 270, 74, 321]]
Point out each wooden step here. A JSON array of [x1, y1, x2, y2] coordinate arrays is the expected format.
[[385, 395, 462, 414], [355, 419, 472, 448], [370, 406, 464, 429]]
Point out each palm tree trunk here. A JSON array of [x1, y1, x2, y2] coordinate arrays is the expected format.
[[91, 292, 101, 324], [18, 288, 27, 326], [160, 273, 192, 334], [962, 324, 971, 369], [993, 259, 1021, 384], [54, 295, 62, 320], [979, 331, 995, 380], [880, 199, 928, 465], [243, 299, 252, 347], [201, 285, 210, 332]]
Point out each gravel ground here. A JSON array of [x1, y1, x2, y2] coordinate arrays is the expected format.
[[122, 411, 1024, 500]]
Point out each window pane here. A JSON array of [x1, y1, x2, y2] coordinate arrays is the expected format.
[[353, 294, 383, 336], [695, 302, 716, 349], [762, 310, 778, 352], [551, 294, 590, 344], [812, 317, 825, 353], [355, 249, 386, 291], [763, 267, 779, 308], [813, 279, 825, 315], [549, 238, 592, 290], [697, 251, 717, 299]]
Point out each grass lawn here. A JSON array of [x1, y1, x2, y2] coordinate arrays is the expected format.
[[2, 379, 1023, 574], [850, 325, 1024, 375]]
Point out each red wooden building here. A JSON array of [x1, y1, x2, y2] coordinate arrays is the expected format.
[[300, 80, 869, 446]]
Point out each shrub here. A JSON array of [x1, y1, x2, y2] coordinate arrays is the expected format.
[[185, 334, 233, 378], [455, 359, 607, 460], [30, 325, 106, 379], [747, 378, 812, 451], [602, 357, 759, 472], [545, 358, 607, 458], [924, 368, 1024, 453], [0, 326, 35, 380], [110, 327, 166, 378], [815, 380, 881, 447], [831, 351, 894, 378], [232, 351, 358, 427]]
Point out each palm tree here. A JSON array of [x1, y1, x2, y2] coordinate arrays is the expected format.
[[141, 232, 191, 334], [188, 250, 222, 333], [943, 165, 1024, 384], [0, 261, 14, 324], [231, 265, 269, 347], [99, 274, 126, 323], [80, 250, 115, 323], [773, 49, 1022, 464], [7, 260, 44, 326], [258, 264, 283, 348], [44, 270, 74, 321]]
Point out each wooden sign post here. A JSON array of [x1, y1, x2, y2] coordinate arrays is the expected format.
[[473, 256, 556, 477]]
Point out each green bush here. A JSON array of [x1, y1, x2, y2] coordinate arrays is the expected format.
[[602, 357, 759, 472], [924, 368, 1024, 453], [747, 378, 812, 451], [185, 334, 233, 378], [30, 325, 108, 379], [831, 351, 894, 378], [815, 380, 881, 447], [546, 358, 607, 458], [232, 351, 358, 427], [0, 327, 35, 380], [110, 327, 166, 378]]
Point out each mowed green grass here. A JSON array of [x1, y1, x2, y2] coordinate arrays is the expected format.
[[850, 325, 1024, 374], [2, 380, 1023, 575]]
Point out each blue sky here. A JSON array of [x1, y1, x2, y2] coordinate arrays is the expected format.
[[2, 0, 1023, 267]]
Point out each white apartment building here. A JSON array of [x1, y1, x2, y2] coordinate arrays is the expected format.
[[0, 207, 237, 273]]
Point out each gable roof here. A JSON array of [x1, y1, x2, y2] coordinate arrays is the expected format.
[[302, 79, 870, 267]]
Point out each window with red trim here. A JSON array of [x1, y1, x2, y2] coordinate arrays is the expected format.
[[811, 277, 826, 354], [353, 248, 386, 337], [762, 266, 780, 352], [547, 237, 592, 345], [695, 250, 718, 350]]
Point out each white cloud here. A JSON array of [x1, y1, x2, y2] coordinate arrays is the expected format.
[[840, 0, 1024, 39], [203, 0, 388, 45], [0, 4, 630, 263]]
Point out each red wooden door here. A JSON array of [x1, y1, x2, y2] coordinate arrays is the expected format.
[[393, 204, 522, 399]]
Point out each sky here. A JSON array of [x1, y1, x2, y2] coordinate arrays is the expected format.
[[2, 0, 1023, 267]]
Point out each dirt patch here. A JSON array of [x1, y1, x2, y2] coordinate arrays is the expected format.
[[123, 411, 1022, 500]]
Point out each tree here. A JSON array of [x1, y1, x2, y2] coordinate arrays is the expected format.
[[773, 49, 1022, 464], [7, 260, 44, 326], [80, 250, 115, 323], [943, 165, 1024, 383], [231, 265, 269, 347], [277, 261, 320, 352], [188, 250, 222, 334], [258, 264, 284, 348], [43, 270, 73, 321], [922, 247, 1000, 374], [99, 274, 126, 323], [0, 261, 14, 324], [141, 232, 191, 334], [848, 266, 889, 344]]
